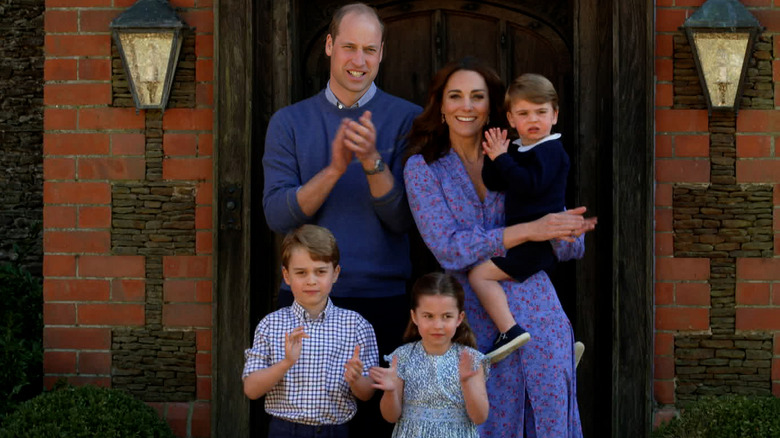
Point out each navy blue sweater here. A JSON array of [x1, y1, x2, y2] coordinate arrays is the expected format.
[[482, 137, 569, 224], [262, 89, 421, 298]]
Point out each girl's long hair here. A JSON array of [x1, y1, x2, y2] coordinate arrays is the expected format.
[[405, 57, 507, 164], [402, 272, 477, 348]]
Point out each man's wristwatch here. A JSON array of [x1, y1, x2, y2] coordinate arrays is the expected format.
[[363, 158, 386, 175]]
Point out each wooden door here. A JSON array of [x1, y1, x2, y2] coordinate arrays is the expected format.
[[290, 0, 600, 433], [216, 0, 653, 437]]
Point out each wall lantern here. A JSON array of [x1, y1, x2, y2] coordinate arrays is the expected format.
[[110, 0, 186, 110], [681, 0, 762, 113]]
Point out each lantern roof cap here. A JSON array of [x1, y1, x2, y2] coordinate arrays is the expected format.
[[683, 0, 761, 29], [110, 0, 185, 29]]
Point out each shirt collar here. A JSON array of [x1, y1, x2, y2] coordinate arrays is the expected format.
[[325, 81, 377, 109], [290, 298, 333, 323], [513, 133, 562, 152]]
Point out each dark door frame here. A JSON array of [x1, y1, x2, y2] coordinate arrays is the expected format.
[[214, 1, 654, 436]]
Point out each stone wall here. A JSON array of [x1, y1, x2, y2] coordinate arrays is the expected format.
[[0, 0, 45, 273], [675, 334, 773, 401], [671, 110, 774, 401]]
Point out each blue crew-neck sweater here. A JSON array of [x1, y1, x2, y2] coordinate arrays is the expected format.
[[263, 89, 422, 298]]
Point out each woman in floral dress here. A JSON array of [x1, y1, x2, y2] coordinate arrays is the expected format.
[[403, 57, 594, 437]]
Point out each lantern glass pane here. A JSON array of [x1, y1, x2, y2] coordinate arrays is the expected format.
[[118, 31, 175, 107], [692, 32, 749, 108]]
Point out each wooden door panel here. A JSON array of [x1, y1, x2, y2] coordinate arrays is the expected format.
[[509, 26, 559, 81], [443, 12, 500, 68], [378, 13, 434, 106]]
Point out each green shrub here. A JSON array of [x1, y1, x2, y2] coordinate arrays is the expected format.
[[653, 395, 780, 438], [0, 385, 175, 437], [0, 251, 43, 420]]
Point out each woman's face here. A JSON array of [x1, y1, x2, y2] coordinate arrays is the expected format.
[[441, 70, 490, 144]]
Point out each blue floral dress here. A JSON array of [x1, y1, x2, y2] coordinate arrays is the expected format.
[[404, 151, 584, 438], [385, 342, 488, 438]]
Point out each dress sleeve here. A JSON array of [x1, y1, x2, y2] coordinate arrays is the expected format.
[[551, 234, 585, 261], [404, 155, 505, 272], [262, 110, 312, 234]]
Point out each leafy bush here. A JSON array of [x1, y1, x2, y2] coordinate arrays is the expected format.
[[653, 395, 780, 438], [0, 385, 175, 437], [0, 250, 43, 420]]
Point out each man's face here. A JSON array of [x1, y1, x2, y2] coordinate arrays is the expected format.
[[325, 12, 384, 106]]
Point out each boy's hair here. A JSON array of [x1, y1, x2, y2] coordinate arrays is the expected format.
[[281, 225, 340, 269], [403, 272, 477, 348], [505, 73, 559, 111], [328, 2, 385, 42]]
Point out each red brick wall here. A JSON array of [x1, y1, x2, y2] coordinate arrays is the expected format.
[[655, 0, 780, 428], [42, 0, 214, 435]]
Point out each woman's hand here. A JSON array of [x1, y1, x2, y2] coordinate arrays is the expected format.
[[530, 207, 597, 242], [503, 206, 597, 248]]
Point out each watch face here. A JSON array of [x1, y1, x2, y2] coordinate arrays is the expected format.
[[365, 158, 385, 175]]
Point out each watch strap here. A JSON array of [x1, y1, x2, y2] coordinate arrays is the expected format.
[[363, 158, 385, 175]]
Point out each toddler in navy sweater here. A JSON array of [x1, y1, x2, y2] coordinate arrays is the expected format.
[[468, 73, 570, 363]]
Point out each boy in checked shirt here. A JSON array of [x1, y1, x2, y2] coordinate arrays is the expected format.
[[243, 225, 378, 437]]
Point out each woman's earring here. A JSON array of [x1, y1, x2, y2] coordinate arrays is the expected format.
[[441, 113, 446, 124], [487, 116, 490, 125]]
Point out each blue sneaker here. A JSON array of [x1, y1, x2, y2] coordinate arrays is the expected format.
[[486, 324, 531, 363]]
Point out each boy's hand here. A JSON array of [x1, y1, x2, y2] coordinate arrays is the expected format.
[[369, 355, 401, 392], [283, 326, 309, 366], [344, 345, 364, 384], [482, 127, 510, 160], [458, 350, 481, 384]]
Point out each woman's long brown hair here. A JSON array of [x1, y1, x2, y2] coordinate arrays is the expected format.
[[405, 57, 508, 164], [403, 272, 477, 348]]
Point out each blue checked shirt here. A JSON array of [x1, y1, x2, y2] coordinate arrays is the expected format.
[[242, 299, 379, 425]]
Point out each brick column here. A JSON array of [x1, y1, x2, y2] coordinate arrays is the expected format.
[[655, 3, 780, 425], [43, 1, 214, 436]]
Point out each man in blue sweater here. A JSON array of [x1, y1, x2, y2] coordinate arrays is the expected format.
[[262, 3, 421, 436]]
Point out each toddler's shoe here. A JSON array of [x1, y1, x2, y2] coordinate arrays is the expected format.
[[486, 324, 531, 363]]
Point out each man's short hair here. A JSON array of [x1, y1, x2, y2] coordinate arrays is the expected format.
[[328, 2, 385, 42], [505, 73, 559, 111], [281, 225, 340, 268]]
